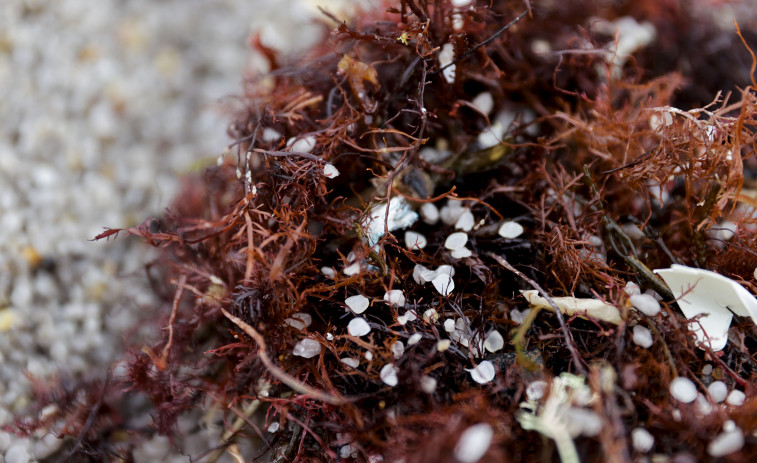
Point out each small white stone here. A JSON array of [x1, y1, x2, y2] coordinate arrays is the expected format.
[[632, 325, 654, 348], [726, 389, 745, 406], [454, 423, 493, 463], [467, 361, 495, 384], [695, 393, 713, 415], [708, 381, 728, 403], [407, 333, 423, 345], [630, 293, 661, 317], [451, 247, 473, 259], [348, 317, 372, 337], [439, 43, 456, 84], [5, 442, 31, 463], [391, 341, 405, 358], [444, 232, 469, 250], [526, 380, 547, 401], [346, 294, 370, 314], [437, 339, 452, 352], [435, 265, 456, 277], [420, 203, 440, 225], [380, 364, 399, 387], [497, 221, 524, 239], [471, 92, 494, 115], [702, 364, 713, 375], [262, 127, 282, 142], [484, 330, 504, 352], [631, 427, 654, 453], [284, 313, 312, 330], [670, 377, 697, 403], [444, 319, 456, 332], [268, 422, 280, 433], [432, 273, 455, 296], [707, 428, 744, 457], [365, 351, 374, 361], [293, 338, 322, 358], [420, 375, 437, 394], [397, 314, 409, 325], [455, 209, 475, 231], [384, 289, 406, 307], [451, 0, 473, 8], [323, 163, 340, 178], [326, 332, 334, 341], [405, 231, 427, 250], [288, 135, 316, 153], [343, 261, 362, 276], [624, 281, 641, 296], [510, 308, 530, 324], [341, 357, 360, 368], [441, 205, 467, 226]]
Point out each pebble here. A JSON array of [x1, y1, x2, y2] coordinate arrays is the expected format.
[[323, 163, 339, 178], [345, 294, 370, 314], [380, 364, 399, 387], [391, 341, 405, 359], [454, 423, 493, 463], [432, 273, 455, 296], [347, 317, 371, 337], [471, 92, 494, 115], [631, 427, 654, 453], [707, 381, 728, 403], [420, 376, 437, 394], [292, 338, 322, 358], [497, 221, 524, 239], [451, 247, 473, 259], [454, 209, 475, 231], [669, 377, 697, 403], [526, 380, 547, 401], [630, 293, 661, 316], [340, 357, 360, 368], [632, 325, 654, 348], [467, 361, 495, 384], [484, 330, 504, 352], [5, 442, 31, 463], [726, 389, 745, 406], [404, 231, 427, 250], [407, 333, 422, 345], [420, 203, 440, 225], [707, 428, 744, 457], [383, 290, 406, 307], [444, 232, 469, 250]]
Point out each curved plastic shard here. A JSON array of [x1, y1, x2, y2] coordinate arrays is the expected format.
[[654, 264, 757, 351]]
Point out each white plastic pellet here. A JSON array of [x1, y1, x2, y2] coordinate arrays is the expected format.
[[432, 273, 455, 296], [383, 289, 406, 307], [669, 377, 697, 403], [467, 361, 495, 384], [702, 364, 713, 375], [321, 266, 336, 278], [423, 309, 439, 323], [632, 325, 653, 348], [454, 423, 493, 463], [484, 330, 504, 352], [391, 341, 405, 359], [451, 247, 473, 259], [436, 265, 456, 277], [340, 357, 360, 368], [471, 92, 494, 115], [345, 294, 370, 314], [726, 389, 745, 406], [707, 428, 744, 457], [267, 422, 280, 433], [707, 381, 728, 403], [444, 319, 456, 332], [444, 232, 468, 250], [380, 364, 399, 387], [405, 231, 428, 250], [288, 135, 316, 153], [526, 380, 547, 401], [292, 338, 322, 358], [407, 332, 422, 345], [497, 221, 524, 239], [420, 375, 437, 394], [631, 427, 654, 453], [624, 281, 641, 296], [437, 339, 452, 352], [323, 163, 339, 178], [451, 0, 474, 9], [420, 203, 440, 225], [630, 293, 661, 317], [455, 209, 475, 231], [347, 317, 371, 337]]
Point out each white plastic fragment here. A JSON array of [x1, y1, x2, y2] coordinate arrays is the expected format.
[[323, 163, 340, 179], [451, 247, 473, 259], [702, 364, 713, 375], [624, 281, 641, 296], [423, 309, 439, 323], [380, 364, 399, 387], [413, 264, 436, 284], [391, 341, 405, 359], [267, 422, 280, 433], [451, 0, 473, 9], [629, 293, 660, 317], [439, 43, 456, 84], [384, 290, 406, 307], [695, 393, 713, 415], [346, 294, 370, 314], [707, 427, 744, 457], [262, 127, 282, 142], [498, 221, 524, 239], [708, 381, 728, 403], [420, 202, 440, 225], [654, 264, 757, 351], [632, 325, 654, 348], [292, 338, 322, 359], [521, 290, 622, 325], [405, 231, 427, 250], [321, 266, 336, 278], [444, 319, 456, 332], [407, 333, 423, 345], [467, 361, 495, 384], [669, 377, 697, 403], [343, 261, 362, 276], [436, 265, 456, 277], [484, 330, 504, 353], [362, 196, 419, 246], [348, 317, 371, 337], [284, 313, 312, 331], [364, 351, 374, 361], [726, 389, 745, 406], [437, 339, 452, 352], [440, 199, 466, 225], [631, 427, 654, 453], [454, 423, 494, 463], [420, 375, 437, 394], [432, 273, 455, 296], [444, 232, 468, 250]]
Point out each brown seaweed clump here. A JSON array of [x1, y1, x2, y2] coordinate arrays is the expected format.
[[10, 1, 757, 461]]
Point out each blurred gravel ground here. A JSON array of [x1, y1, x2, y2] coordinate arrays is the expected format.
[[0, 0, 351, 460]]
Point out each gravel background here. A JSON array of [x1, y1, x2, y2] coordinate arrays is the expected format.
[[0, 1, 361, 460]]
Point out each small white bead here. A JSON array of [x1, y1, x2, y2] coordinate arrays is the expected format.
[[420, 203, 440, 225], [347, 317, 371, 337], [454, 209, 475, 231], [444, 232, 468, 250], [631, 427, 654, 453], [292, 338, 322, 358], [407, 332, 422, 345], [451, 247, 472, 259], [454, 423, 493, 463], [484, 330, 504, 352], [630, 293, 661, 317], [707, 381, 728, 403], [497, 221, 524, 239], [726, 389, 745, 406], [669, 377, 697, 403], [707, 428, 744, 457], [380, 364, 399, 387], [632, 325, 653, 348]]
